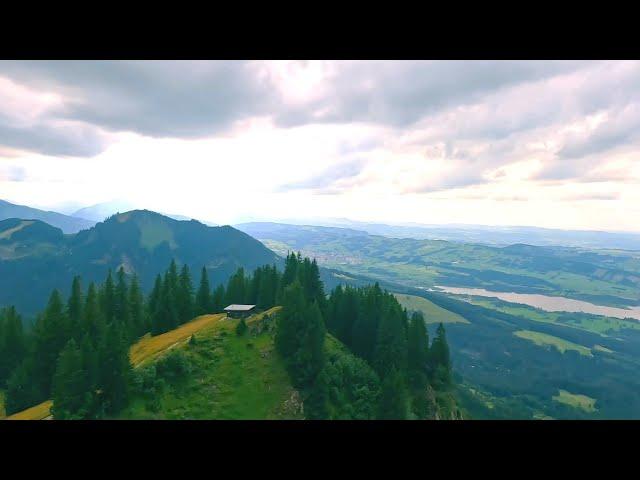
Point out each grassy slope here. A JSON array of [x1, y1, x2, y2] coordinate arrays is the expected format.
[[117, 308, 303, 420], [553, 389, 597, 413], [6, 311, 235, 420], [394, 293, 469, 324], [514, 330, 593, 357]]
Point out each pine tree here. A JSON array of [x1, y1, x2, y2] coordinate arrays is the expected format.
[[0, 306, 26, 386], [304, 368, 330, 420], [67, 276, 84, 339], [351, 284, 383, 362], [281, 252, 299, 289], [225, 268, 246, 305], [275, 281, 307, 361], [83, 282, 105, 342], [98, 322, 131, 414], [373, 301, 408, 379], [429, 322, 452, 388], [115, 267, 131, 335], [32, 289, 70, 396], [195, 266, 212, 315], [101, 270, 116, 325], [51, 338, 90, 419], [4, 359, 42, 415], [407, 311, 429, 390], [129, 274, 146, 339], [178, 264, 194, 324], [148, 274, 163, 334], [377, 368, 408, 420], [212, 284, 226, 313]]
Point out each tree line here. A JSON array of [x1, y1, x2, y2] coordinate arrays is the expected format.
[[0, 259, 282, 418], [1, 252, 451, 420], [274, 252, 452, 420]]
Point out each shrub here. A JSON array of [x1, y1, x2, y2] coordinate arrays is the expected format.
[[236, 318, 248, 336]]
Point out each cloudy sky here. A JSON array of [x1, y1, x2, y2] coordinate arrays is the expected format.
[[0, 60, 639, 231]]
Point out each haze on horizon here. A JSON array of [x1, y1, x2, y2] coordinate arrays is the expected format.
[[1, 60, 639, 232]]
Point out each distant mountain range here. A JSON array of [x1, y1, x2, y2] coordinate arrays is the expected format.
[[0, 210, 277, 316], [270, 217, 640, 251], [0, 199, 95, 234]]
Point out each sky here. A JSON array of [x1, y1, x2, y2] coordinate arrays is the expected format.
[[0, 60, 639, 231]]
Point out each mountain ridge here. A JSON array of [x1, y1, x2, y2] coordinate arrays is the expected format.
[[0, 199, 95, 234]]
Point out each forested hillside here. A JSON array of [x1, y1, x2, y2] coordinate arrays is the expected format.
[[1, 253, 455, 420], [0, 210, 279, 317]]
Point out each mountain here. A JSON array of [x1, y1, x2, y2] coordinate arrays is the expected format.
[[0, 199, 95, 234], [272, 217, 640, 250], [0, 210, 279, 316], [73, 200, 217, 226], [72, 200, 136, 222]]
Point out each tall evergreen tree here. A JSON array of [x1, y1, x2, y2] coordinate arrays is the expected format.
[[148, 274, 163, 334], [51, 338, 90, 419], [4, 359, 41, 415], [98, 322, 131, 414], [195, 267, 212, 315], [32, 289, 70, 396], [429, 322, 452, 388], [275, 281, 307, 361], [83, 282, 105, 342], [377, 368, 408, 420], [211, 284, 226, 313], [0, 306, 26, 386], [407, 311, 429, 390], [177, 264, 194, 324], [114, 267, 131, 335], [101, 270, 116, 325], [129, 274, 146, 339], [373, 301, 408, 379], [67, 276, 84, 339]]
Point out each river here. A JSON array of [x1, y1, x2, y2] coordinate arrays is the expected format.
[[434, 286, 640, 321]]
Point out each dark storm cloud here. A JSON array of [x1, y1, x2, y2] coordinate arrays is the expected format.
[[0, 60, 275, 139], [2, 59, 640, 193], [0, 121, 109, 157], [0, 60, 587, 159], [274, 61, 586, 128]]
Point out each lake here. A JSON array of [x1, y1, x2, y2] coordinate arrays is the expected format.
[[434, 286, 640, 321]]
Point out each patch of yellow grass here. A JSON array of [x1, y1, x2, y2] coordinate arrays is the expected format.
[[514, 330, 593, 357], [394, 293, 469, 324], [552, 389, 597, 413], [130, 313, 226, 367], [6, 400, 53, 420], [6, 308, 283, 420]]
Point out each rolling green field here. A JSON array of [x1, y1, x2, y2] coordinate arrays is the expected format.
[[117, 310, 301, 420], [394, 293, 469, 324], [514, 330, 593, 357], [249, 224, 640, 307], [466, 296, 640, 335], [553, 389, 597, 412]]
